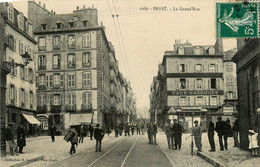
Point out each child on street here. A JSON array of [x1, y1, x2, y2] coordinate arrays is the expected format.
[[248, 127, 259, 156]]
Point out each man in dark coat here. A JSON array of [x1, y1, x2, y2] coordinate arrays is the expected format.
[[207, 117, 215, 152], [115, 123, 119, 137], [232, 117, 239, 147], [17, 123, 26, 153], [223, 119, 231, 150], [164, 119, 173, 149], [49, 124, 57, 142], [69, 128, 78, 155], [94, 124, 104, 152], [89, 124, 94, 140], [172, 119, 182, 150], [131, 124, 135, 135], [147, 122, 154, 144], [5, 123, 18, 155], [152, 122, 158, 145], [215, 117, 226, 151], [124, 123, 130, 136], [136, 123, 141, 135]]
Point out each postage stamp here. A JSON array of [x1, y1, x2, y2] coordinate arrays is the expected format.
[[216, 2, 258, 38]]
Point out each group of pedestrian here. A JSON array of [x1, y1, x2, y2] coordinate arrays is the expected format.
[[164, 119, 183, 150], [147, 121, 158, 145], [4, 123, 26, 156], [114, 122, 145, 137]]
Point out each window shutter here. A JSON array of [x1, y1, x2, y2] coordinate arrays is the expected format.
[[194, 96, 197, 106], [193, 78, 196, 90], [218, 96, 221, 106], [216, 64, 219, 72], [177, 96, 180, 106], [60, 74, 64, 88], [82, 93, 86, 104], [176, 64, 179, 72], [50, 94, 53, 105], [46, 75, 49, 87], [87, 72, 92, 88], [175, 78, 179, 89], [187, 97, 190, 106], [88, 92, 92, 105], [185, 64, 188, 72], [88, 53, 91, 65], [15, 86, 17, 105], [73, 94, 76, 105], [186, 78, 189, 90], [6, 85, 10, 104], [202, 64, 205, 72], [49, 75, 53, 88], [46, 94, 49, 106], [194, 64, 196, 72], [217, 78, 221, 89]]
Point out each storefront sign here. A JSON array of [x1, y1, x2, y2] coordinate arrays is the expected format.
[[168, 90, 224, 96]]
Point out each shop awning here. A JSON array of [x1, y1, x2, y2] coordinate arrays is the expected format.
[[22, 114, 41, 125], [69, 113, 93, 125]]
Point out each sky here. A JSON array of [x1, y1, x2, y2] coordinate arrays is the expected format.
[[4, 0, 236, 111]]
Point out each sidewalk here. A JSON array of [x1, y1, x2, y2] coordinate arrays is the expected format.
[[0, 132, 121, 167], [196, 133, 260, 167]]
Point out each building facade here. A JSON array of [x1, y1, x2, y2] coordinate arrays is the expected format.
[[232, 39, 260, 151], [151, 40, 225, 132], [2, 2, 38, 136]]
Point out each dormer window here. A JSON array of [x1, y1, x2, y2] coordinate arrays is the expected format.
[[18, 13, 24, 31], [178, 46, 184, 55], [208, 46, 215, 55], [194, 47, 201, 55], [41, 23, 47, 30], [56, 22, 62, 29], [69, 21, 74, 28], [7, 4, 14, 23], [82, 20, 89, 27]]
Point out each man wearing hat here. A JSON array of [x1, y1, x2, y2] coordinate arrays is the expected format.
[[94, 124, 104, 152], [17, 123, 26, 154], [207, 117, 215, 152], [192, 120, 202, 152], [5, 123, 18, 156], [172, 119, 182, 150], [215, 117, 226, 151], [164, 119, 173, 149]]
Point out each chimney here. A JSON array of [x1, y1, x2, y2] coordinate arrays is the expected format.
[[100, 22, 103, 26], [54, 11, 56, 15], [39, 1, 41, 6], [92, 4, 94, 8], [77, 6, 79, 10], [51, 10, 53, 14], [43, 4, 45, 8], [215, 38, 223, 55], [83, 5, 86, 9]]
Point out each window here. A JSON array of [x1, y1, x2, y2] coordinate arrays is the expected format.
[[82, 92, 92, 105], [68, 35, 76, 48], [53, 36, 61, 50], [211, 78, 216, 89], [41, 23, 47, 30], [227, 64, 233, 71], [53, 94, 60, 105], [180, 64, 185, 72], [180, 79, 186, 89], [38, 94, 46, 106], [53, 74, 60, 87], [49, 75, 53, 88], [228, 91, 233, 99], [30, 91, 33, 108], [196, 79, 203, 89], [196, 64, 202, 72], [69, 21, 74, 28], [9, 58, 15, 75], [82, 72, 91, 88], [194, 47, 201, 55], [38, 74, 45, 86], [82, 53, 91, 67], [82, 20, 89, 27], [38, 38, 46, 51], [19, 88, 25, 107], [180, 97, 187, 106], [8, 6, 14, 23], [8, 35, 14, 50], [53, 55, 61, 69], [68, 73, 75, 87], [56, 23, 62, 29], [197, 96, 203, 105], [209, 64, 216, 72], [82, 33, 91, 47], [68, 94, 76, 105], [227, 77, 234, 86], [9, 85, 15, 104], [178, 47, 184, 55], [39, 55, 46, 69], [20, 66, 24, 79], [211, 96, 217, 106], [60, 74, 64, 87], [19, 41, 24, 54], [28, 68, 33, 82], [18, 15, 24, 31], [68, 54, 75, 68]]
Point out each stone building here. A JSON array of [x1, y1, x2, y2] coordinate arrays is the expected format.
[[2, 2, 39, 136], [232, 39, 260, 151], [151, 40, 225, 131]]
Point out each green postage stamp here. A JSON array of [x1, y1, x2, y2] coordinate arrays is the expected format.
[[216, 2, 258, 38]]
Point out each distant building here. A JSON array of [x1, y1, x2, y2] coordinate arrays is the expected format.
[[151, 40, 225, 132], [1, 2, 38, 135], [232, 39, 260, 150]]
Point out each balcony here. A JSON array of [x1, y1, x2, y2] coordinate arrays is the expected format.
[[81, 104, 92, 112], [53, 84, 60, 89], [38, 46, 46, 51], [20, 102, 25, 108], [50, 105, 62, 113], [39, 66, 46, 70], [9, 99, 15, 106], [37, 105, 47, 113], [66, 104, 76, 112], [38, 85, 46, 90], [68, 63, 76, 69]]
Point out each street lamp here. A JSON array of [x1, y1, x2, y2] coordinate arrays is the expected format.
[[3, 52, 32, 69]]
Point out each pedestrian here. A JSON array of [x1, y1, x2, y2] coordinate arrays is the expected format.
[[124, 122, 130, 136], [223, 119, 232, 150], [5, 123, 18, 156], [164, 119, 174, 149], [106, 125, 111, 136], [136, 123, 141, 135], [119, 124, 123, 136], [85, 124, 89, 137], [78, 124, 85, 143], [172, 119, 182, 150], [131, 123, 135, 135], [94, 124, 104, 152], [147, 122, 153, 144], [69, 128, 78, 155], [192, 120, 202, 152], [215, 117, 225, 151], [17, 123, 26, 154], [115, 123, 119, 137], [248, 127, 259, 156], [232, 117, 239, 147], [207, 117, 215, 152], [49, 124, 57, 142], [89, 124, 94, 140], [141, 124, 144, 135], [152, 122, 158, 145]]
